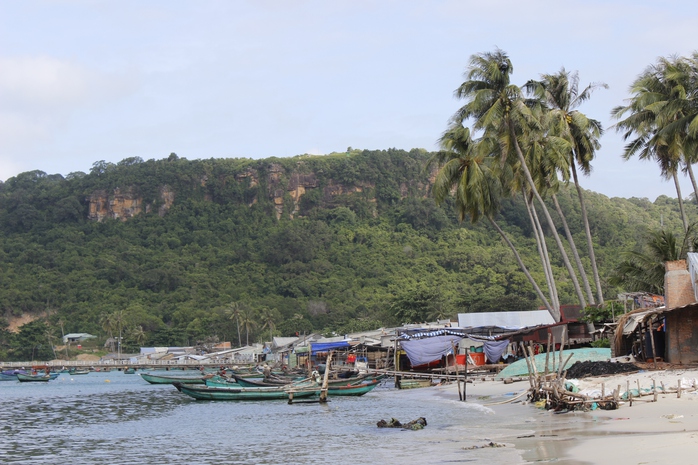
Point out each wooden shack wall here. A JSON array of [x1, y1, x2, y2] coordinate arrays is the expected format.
[[666, 307, 698, 364]]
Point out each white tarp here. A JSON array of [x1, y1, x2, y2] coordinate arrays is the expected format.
[[400, 335, 463, 366], [457, 310, 555, 330]]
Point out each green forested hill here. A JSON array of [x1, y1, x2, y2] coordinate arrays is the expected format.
[[0, 149, 693, 359]]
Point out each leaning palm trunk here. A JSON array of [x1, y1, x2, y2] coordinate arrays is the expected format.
[[552, 193, 595, 305], [509, 120, 587, 310], [524, 189, 559, 310], [488, 216, 557, 319], [571, 162, 604, 304], [673, 171, 689, 232], [685, 162, 698, 207]]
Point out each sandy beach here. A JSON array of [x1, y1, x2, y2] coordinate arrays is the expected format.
[[434, 366, 698, 464]]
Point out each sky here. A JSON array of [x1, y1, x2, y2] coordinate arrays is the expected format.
[[1, 0, 697, 200]]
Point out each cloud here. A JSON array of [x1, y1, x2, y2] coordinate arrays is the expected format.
[[0, 55, 138, 162]]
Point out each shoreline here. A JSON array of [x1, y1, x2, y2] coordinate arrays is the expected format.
[[434, 367, 698, 464]]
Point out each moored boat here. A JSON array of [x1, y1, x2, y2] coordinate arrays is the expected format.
[[325, 379, 381, 396], [396, 378, 433, 389], [69, 369, 90, 375], [17, 373, 52, 382], [174, 383, 318, 401], [140, 372, 206, 385]]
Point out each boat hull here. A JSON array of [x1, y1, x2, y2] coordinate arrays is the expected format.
[[140, 373, 206, 385], [175, 383, 318, 401], [17, 373, 51, 382], [326, 379, 381, 396]]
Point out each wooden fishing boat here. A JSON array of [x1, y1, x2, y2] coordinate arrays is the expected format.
[[17, 373, 52, 382], [48, 372, 59, 380], [140, 372, 206, 385], [0, 373, 17, 381], [69, 369, 90, 375], [204, 375, 242, 388], [174, 383, 318, 401], [396, 378, 433, 389], [326, 379, 381, 396], [123, 368, 136, 374]]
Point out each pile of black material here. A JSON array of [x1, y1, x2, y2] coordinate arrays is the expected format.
[[565, 361, 639, 379], [377, 417, 427, 430]]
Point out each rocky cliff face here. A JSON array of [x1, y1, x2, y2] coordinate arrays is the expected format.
[[86, 163, 433, 222], [87, 186, 175, 222]]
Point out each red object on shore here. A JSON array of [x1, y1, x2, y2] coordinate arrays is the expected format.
[[470, 353, 486, 366]]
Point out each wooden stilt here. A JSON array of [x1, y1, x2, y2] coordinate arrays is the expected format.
[[319, 351, 333, 403]]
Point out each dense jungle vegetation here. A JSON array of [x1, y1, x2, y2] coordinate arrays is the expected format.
[[0, 149, 693, 360]]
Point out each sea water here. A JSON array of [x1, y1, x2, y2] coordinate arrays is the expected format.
[[0, 372, 549, 464]]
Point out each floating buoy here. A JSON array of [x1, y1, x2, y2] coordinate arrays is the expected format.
[[105, 379, 111, 383]]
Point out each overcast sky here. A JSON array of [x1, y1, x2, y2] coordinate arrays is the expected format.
[[1, 1, 697, 200]]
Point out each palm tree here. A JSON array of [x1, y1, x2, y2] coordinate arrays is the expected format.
[[259, 306, 277, 343], [612, 55, 696, 231], [527, 69, 607, 305], [452, 49, 586, 315], [131, 325, 146, 347], [112, 310, 125, 359], [610, 224, 698, 294], [239, 306, 257, 346], [226, 301, 243, 348], [428, 125, 556, 318]]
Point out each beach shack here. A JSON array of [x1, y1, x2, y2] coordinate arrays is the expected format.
[[615, 255, 698, 365]]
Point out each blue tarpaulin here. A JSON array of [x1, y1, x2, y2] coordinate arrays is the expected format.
[[311, 341, 351, 354]]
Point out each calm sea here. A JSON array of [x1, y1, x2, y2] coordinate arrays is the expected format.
[[0, 371, 566, 464]]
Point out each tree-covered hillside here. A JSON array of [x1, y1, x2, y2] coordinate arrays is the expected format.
[[0, 149, 693, 359]]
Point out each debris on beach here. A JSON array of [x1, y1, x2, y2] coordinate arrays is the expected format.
[[377, 417, 427, 430], [462, 442, 506, 450], [565, 361, 640, 379]]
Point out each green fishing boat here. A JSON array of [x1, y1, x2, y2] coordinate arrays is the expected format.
[[17, 373, 52, 382], [140, 372, 206, 385], [325, 379, 381, 396], [174, 383, 318, 401]]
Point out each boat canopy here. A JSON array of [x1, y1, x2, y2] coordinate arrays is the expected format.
[[311, 341, 351, 354]]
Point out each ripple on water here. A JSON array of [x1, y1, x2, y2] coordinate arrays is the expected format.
[[0, 373, 528, 464]]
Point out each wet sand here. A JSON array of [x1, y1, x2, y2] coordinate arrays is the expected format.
[[435, 367, 698, 464]]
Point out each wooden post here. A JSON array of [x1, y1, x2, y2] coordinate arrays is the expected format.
[[648, 318, 658, 370], [464, 348, 468, 402], [393, 339, 398, 387], [544, 333, 552, 376], [601, 382, 605, 398], [551, 336, 556, 374], [653, 379, 657, 402], [319, 350, 333, 403], [627, 380, 632, 406], [678, 379, 682, 399], [520, 342, 534, 388], [451, 341, 462, 401]]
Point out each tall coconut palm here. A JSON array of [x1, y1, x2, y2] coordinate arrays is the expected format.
[[453, 49, 587, 314], [428, 125, 556, 318], [259, 306, 277, 343], [527, 69, 607, 304], [226, 301, 243, 348], [239, 306, 257, 346], [613, 56, 694, 231]]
